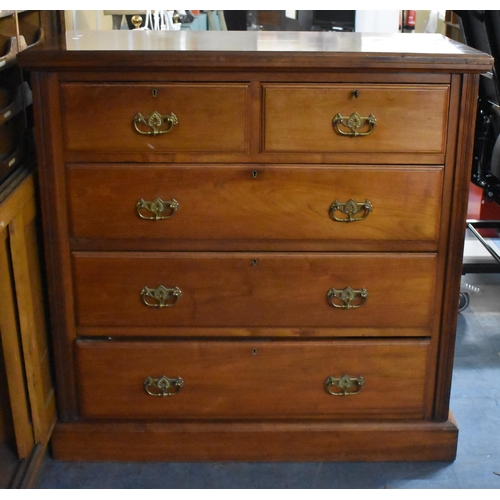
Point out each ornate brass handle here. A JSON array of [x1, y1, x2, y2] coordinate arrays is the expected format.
[[325, 374, 365, 396], [327, 286, 368, 309], [133, 110, 178, 135], [144, 375, 184, 397], [332, 112, 377, 137], [329, 199, 373, 223], [136, 197, 179, 220], [141, 285, 182, 308]]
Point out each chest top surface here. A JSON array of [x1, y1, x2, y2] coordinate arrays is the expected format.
[[17, 30, 492, 73]]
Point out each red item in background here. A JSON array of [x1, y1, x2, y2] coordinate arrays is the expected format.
[[405, 10, 416, 28], [467, 182, 500, 219]]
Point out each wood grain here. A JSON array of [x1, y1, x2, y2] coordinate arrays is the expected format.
[[31, 72, 78, 420], [67, 164, 443, 245], [72, 252, 438, 331], [51, 418, 458, 462], [435, 73, 481, 420], [17, 31, 493, 73], [61, 83, 249, 153], [264, 84, 449, 154], [9, 199, 56, 446], [77, 339, 430, 420], [0, 339, 13, 443], [0, 186, 34, 459], [18, 31, 490, 461]]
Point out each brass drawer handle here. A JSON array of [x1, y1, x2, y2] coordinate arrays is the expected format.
[[325, 374, 365, 396], [329, 199, 373, 222], [133, 110, 178, 135], [136, 197, 179, 220], [144, 375, 184, 397], [141, 285, 182, 308], [327, 286, 368, 309], [332, 112, 377, 137]]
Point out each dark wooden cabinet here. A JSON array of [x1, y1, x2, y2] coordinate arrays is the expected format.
[[445, 11, 463, 43], [19, 30, 491, 462]]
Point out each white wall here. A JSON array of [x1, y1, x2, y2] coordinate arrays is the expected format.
[[65, 11, 113, 31], [415, 10, 447, 34], [355, 10, 400, 33]]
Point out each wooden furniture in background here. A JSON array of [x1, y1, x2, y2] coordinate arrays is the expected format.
[[250, 10, 286, 30], [0, 166, 56, 487], [0, 10, 61, 488], [445, 11, 463, 42], [19, 30, 491, 462]]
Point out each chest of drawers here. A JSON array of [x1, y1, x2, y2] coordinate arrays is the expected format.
[[19, 30, 491, 461]]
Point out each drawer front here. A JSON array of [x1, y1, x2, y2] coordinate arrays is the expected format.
[[77, 339, 430, 419], [67, 164, 443, 244], [73, 252, 437, 332], [61, 83, 249, 153], [264, 84, 449, 153]]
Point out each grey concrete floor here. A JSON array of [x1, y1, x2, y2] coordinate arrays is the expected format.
[[36, 273, 500, 489]]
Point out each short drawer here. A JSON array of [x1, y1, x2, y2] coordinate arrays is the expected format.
[[67, 164, 443, 245], [77, 339, 430, 419], [263, 84, 449, 154], [73, 252, 437, 334], [61, 83, 249, 153]]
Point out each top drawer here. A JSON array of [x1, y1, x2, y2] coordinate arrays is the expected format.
[[60, 83, 249, 153], [263, 84, 449, 154]]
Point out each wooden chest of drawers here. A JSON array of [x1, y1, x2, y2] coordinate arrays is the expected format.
[[19, 30, 492, 461]]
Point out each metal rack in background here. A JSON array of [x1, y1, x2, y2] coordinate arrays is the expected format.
[[0, 10, 43, 188], [455, 11, 500, 311]]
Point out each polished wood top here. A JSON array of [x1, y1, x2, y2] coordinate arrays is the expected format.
[[18, 30, 492, 73]]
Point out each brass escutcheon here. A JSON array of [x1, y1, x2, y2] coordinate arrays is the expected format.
[[327, 286, 368, 309], [136, 197, 179, 220], [332, 112, 377, 137], [133, 110, 178, 135], [141, 285, 182, 308], [325, 374, 365, 396], [144, 375, 184, 397], [329, 199, 373, 222]]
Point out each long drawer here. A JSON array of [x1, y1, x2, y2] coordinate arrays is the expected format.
[[72, 252, 437, 333], [61, 83, 249, 153], [67, 164, 443, 245], [76, 339, 430, 419], [263, 84, 449, 153]]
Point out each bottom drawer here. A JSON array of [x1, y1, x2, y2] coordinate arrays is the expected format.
[[77, 339, 430, 419]]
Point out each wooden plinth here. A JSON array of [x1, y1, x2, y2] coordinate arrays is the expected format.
[[51, 418, 458, 462]]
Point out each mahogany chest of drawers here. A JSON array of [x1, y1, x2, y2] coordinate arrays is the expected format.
[[19, 30, 492, 461]]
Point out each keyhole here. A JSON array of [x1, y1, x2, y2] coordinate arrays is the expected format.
[[252, 170, 258, 179], [252, 259, 258, 266], [152, 89, 158, 98], [353, 90, 359, 99], [252, 348, 258, 355]]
